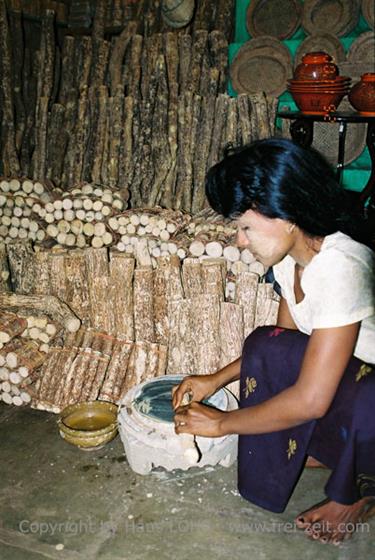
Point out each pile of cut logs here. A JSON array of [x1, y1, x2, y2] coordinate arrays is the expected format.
[[1, 180, 265, 280], [0, 310, 61, 405], [0, 2, 277, 212], [0, 240, 279, 411]]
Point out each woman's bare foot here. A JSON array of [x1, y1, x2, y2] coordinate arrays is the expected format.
[[305, 456, 327, 468], [295, 497, 375, 545]]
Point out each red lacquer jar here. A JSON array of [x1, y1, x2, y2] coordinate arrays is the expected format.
[[348, 73, 375, 116], [294, 51, 339, 81]]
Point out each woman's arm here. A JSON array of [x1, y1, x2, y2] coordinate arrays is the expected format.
[[174, 322, 360, 437]]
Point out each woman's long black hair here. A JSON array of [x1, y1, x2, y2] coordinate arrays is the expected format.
[[205, 138, 370, 246]]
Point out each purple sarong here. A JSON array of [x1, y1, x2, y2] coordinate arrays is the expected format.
[[238, 326, 375, 513]]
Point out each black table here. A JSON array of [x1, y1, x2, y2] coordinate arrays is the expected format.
[[277, 111, 375, 213]]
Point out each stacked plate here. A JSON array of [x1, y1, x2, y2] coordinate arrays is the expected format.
[[288, 51, 351, 115]]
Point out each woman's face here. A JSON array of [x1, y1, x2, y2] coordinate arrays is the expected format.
[[236, 209, 295, 267]]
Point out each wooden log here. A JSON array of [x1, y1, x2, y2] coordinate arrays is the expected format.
[[254, 283, 280, 329], [105, 340, 133, 401], [90, 85, 108, 184], [20, 47, 36, 176], [207, 94, 228, 169], [8, 10, 25, 152], [178, 34, 192, 94], [167, 298, 193, 374], [32, 96, 49, 180], [189, 31, 208, 95], [181, 258, 202, 298], [219, 302, 244, 368], [36, 348, 65, 403], [235, 271, 259, 337], [59, 36, 75, 105], [45, 103, 67, 186], [6, 241, 35, 294], [216, 0, 235, 41], [157, 344, 168, 377], [147, 55, 170, 206], [92, 39, 111, 89], [33, 250, 51, 295], [40, 10, 56, 100], [60, 94, 79, 188], [49, 251, 67, 301], [249, 92, 272, 141], [224, 96, 239, 150], [1, 338, 46, 373], [86, 350, 112, 402], [91, 0, 107, 43], [175, 91, 194, 210], [189, 294, 220, 375], [68, 348, 94, 403], [126, 34, 143, 98], [159, 79, 178, 208], [53, 347, 80, 406], [201, 258, 226, 300], [85, 248, 109, 297], [141, 33, 163, 99], [108, 85, 124, 187], [72, 87, 90, 185], [209, 30, 229, 94], [89, 276, 114, 334], [0, 245, 11, 292], [133, 266, 154, 343], [58, 348, 90, 407], [108, 21, 137, 96], [109, 252, 135, 340], [76, 36, 92, 92], [64, 251, 90, 323], [237, 94, 253, 146], [0, 312, 27, 343], [153, 258, 174, 345], [0, 293, 81, 333], [191, 94, 215, 213], [118, 95, 134, 189], [0, 0, 20, 175], [100, 95, 111, 186]]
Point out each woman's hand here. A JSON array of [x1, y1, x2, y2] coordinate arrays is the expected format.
[[172, 375, 220, 410], [174, 402, 226, 437]]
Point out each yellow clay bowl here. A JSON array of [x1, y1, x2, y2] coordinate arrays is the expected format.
[[57, 401, 118, 447]]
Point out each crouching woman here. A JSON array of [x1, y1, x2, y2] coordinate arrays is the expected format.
[[173, 138, 375, 545]]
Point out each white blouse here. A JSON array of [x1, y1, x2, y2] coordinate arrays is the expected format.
[[273, 231, 375, 364]]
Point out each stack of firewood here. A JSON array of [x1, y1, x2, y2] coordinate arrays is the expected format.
[[0, 2, 277, 213], [0, 311, 49, 405], [0, 243, 279, 410], [32, 328, 168, 413]]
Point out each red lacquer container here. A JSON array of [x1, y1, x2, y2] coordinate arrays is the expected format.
[[348, 73, 375, 116]]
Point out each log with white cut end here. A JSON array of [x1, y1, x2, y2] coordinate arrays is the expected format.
[[205, 241, 223, 258], [0, 312, 27, 343], [223, 245, 241, 263], [0, 293, 81, 333]]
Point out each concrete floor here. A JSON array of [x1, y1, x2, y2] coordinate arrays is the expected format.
[[0, 402, 374, 560]]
